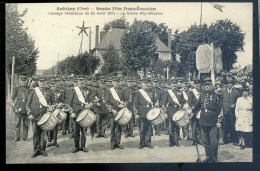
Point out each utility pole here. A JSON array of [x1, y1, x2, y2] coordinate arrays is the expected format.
[[200, 2, 203, 25]]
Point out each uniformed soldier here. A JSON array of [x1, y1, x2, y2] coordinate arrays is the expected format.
[[189, 80, 202, 145], [150, 78, 163, 136], [92, 78, 108, 138], [12, 76, 30, 142], [194, 79, 222, 163], [27, 79, 55, 158], [68, 78, 91, 153], [134, 79, 154, 149], [60, 78, 71, 135], [160, 79, 169, 134], [46, 80, 62, 148], [105, 76, 125, 150], [162, 79, 183, 147], [122, 78, 135, 138]]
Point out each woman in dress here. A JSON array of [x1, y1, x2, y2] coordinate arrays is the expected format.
[[235, 86, 252, 150]]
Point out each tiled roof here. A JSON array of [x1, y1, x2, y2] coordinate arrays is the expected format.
[[96, 28, 171, 52]]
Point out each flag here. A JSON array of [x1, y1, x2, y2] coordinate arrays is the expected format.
[[211, 3, 225, 12]]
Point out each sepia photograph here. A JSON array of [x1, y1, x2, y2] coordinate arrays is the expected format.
[[5, 2, 253, 163]]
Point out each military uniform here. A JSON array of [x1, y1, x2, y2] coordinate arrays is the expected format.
[[194, 81, 221, 163], [151, 81, 163, 136], [47, 85, 61, 147], [68, 82, 89, 153], [60, 81, 71, 135], [105, 80, 125, 149], [163, 84, 184, 147], [26, 83, 55, 157], [92, 82, 108, 138], [122, 81, 135, 138], [189, 82, 202, 145], [12, 76, 30, 141], [134, 81, 154, 148]]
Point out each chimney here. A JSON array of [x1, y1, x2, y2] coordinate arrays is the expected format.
[[95, 25, 99, 48], [100, 31, 107, 43], [168, 29, 172, 50]]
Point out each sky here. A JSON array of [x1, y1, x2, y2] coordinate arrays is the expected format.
[[15, 2, 253, 70]]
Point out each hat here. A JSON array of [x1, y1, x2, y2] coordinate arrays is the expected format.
[[20, 76, 27, 81], [226, 77, 234, 83], [202, 78, 212, 85], [215, 81, 221, 85]]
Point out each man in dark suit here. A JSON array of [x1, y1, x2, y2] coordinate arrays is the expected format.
[[134, 79, 154, 149], [221, 78, 240, 145], [12, 76, 30, 142], [105, 76, 125, 150], [26, 79, 55, 158], [68, 78, 90, 153], [194, 79, 221, 163]]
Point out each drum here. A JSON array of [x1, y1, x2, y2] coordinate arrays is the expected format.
[[146, 108, 167, 126], [172, 110, 190, 127], [115, 107, 132, 125], [76, 109, 96, 128], [53, 109, 67, 124], [37, 112, 58, 131]]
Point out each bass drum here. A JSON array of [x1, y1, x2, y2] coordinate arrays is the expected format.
[[76, 109, 96, 128], [172, 110, 190, 127], [146, 108, 167, 126], [115, 107, 132, 125], [37, 112, 58, 131]]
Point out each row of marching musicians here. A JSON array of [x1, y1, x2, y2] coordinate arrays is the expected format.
[[15, 75, 220, 161]]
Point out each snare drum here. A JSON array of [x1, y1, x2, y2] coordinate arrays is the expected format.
[[172, 110, 190, 127], [76, 109, 96, 128], [146, 108, 167, 125], [115, 107, 132, 125], [53, 109, 67, 124], [37, 112, 58, 131]]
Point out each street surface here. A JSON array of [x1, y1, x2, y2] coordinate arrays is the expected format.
[[6, 104, 252, 163]]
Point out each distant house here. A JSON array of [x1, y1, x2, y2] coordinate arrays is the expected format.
[[93, 27, 172, 61]]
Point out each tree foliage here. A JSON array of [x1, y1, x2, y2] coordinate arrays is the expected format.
[[6, 4, 39, 76], [171, 19, 245, 73], [101, 44, 125, 76], [103, 17, 129, 32], [121, 19, 158, 75], [43, 52, 100, 75]]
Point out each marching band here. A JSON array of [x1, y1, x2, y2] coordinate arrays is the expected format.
[[11, 74, 253, 163]]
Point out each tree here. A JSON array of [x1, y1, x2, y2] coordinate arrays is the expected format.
[[43, 52, 100, 76], [103, 17, 129, 32], [101, 43, 125, 75], [208, 19, 245, 71], [121, 19, 158, 76], [171, 19, 245, 74], [6, 4, 39, 77]]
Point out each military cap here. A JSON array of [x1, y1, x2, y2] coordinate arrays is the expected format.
[[215, 81, 221, 85], [226, 77, 234, 83], [20, 76, 27, 81], [202, 78, 212, 85]]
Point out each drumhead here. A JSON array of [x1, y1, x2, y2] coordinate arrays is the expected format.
[[146, 108, 161, 120], [76, 109, 88, 122], [115, 108, 124, 121], [38, 112, 51, 125], [53, 109, 60, 117], [172, 110, 185, 121]]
